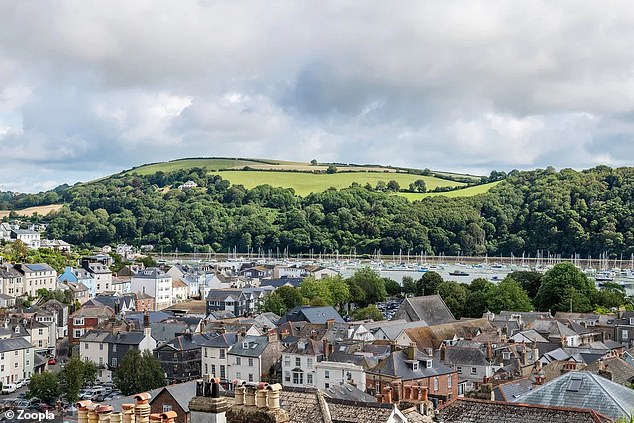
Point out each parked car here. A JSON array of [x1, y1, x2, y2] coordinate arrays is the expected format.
[[103, 391, 122, 401], [47, 358, 57, 365], [15, 380, 27, 389], [13, 400, 30, 409], [1, 384, 17, 395]]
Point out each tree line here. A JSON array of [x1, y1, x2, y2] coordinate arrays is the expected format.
[[7, 165, 634, 258]]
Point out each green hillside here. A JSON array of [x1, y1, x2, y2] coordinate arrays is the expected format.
[[211, 171, 465, 197], [398, 181, 502, 200]]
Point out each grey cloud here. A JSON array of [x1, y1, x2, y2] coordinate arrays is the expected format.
[[2, 1, 634, 191]]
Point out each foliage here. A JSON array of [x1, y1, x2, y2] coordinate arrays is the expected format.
[[535, 263, 596, 312], [436, 280, 468, 319], [58, 357, 98, 403], [346, 268, 387, 307], [384, 278, 402, 296], [402, 276, 417, 295], [416, 272, 443, 296], [486, 277, 533, 314], [114, 349, 167, 396], [352, 305, 384, 321], [262, 292, 286, 315], [463, 278, 493, 318], [326, 165, 338, 174], [262, 286, 304, 315], [0, 244, 82, 274], [37, 289, 73, 304], [27, 372, 60, 404], [139, 256, 157, 268], [300, 277, 333, 306], [593, 282, 627, 309], [507, 271, 543, 299], [323, 275, 350, 308]]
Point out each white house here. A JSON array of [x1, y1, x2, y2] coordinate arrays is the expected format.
[[281, 337, 324, 388], [14, 263, 57, 297], [130, 268, 172, 310], [200, 333, 238, 383], [10, 229, 40, 249], [314, 360, 367, 391], [0, 337, 34, 385], [227, 334, 283, 384]]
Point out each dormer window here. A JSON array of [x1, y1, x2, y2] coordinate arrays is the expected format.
[[426, 359, 433, 368], [243, 342, 249, 349], [412, 362, 419, 371], [503, 352, 511, 360], [629, 317, 634, 325]]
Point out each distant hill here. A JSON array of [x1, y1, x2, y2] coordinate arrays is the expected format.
[[121, 157, 486, 197]]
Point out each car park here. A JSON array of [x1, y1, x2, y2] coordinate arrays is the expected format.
[[14, 400, 30, 409]]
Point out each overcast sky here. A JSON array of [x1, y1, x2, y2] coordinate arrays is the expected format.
[[2, 1, 634, 192]]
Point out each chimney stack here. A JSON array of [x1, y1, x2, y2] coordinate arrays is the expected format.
[[406, 343, 416, 361], [189, 375, 229, 423], [134, 393, 152, 423], [326, 318, 335, 329], [121, 404, 135, 423]]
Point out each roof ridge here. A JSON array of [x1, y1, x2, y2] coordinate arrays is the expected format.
[[581, 371, 629, 416]]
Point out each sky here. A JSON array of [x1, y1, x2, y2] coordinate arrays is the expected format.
[[2, 1, 634, 192]]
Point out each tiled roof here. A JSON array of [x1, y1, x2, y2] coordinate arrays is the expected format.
[[512, 370, 634, 419], [367, 349, 454, 380], [393, 295, 456, 325], [438, 398, 612, 423], [228, 335, 269, 357], [405, 318, 496, 351], [281, 306, 344, 324], [586, 357, 634, 386], [442, 346, 490, 366], [285, 337, 324, 356]]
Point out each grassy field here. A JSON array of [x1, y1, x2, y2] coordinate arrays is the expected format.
[[397, 181, 501, 200], [0, 204, 64, 219], [213, 171, 465, 196], [127, 158, 270, 175]]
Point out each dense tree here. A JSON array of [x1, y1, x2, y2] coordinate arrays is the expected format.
[[436, 281, 468, 319], [275, 286, 304, 312], [535, 263, 596, 312], [416, 272, 443, 296], [352, 305, 384, 321], [326, 165, 337, 174], [486, 277, 533, 314], [346, 268, 387, 307], [593, 282, 627, 309], [463, 278, 493, 318], [262, 292, 286, 315], [323, 275, 351, 308], [58, 357, 98, 403], [114, 349, 166, 396], [384, 278, 402, 296], [507, 271, 543, 299], [402, 276, 417, 295], [299, 277, 333, 306], [27, 372, 59, 404], [387, 180, 401, 192]]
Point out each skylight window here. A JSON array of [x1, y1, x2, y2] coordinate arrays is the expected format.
[[566, 377, 582, 392]]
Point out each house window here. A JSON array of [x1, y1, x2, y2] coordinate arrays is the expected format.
[[99, 344, 104, 351], [292, 372, 303, 385], [471, 367, 477, 375], [325, 370, 330, 379], [248, 374, 253, 382], [73, 318, 84, 326], [236, 372, 241, 379], [112, 344, 117, 353], [248, 358, 254, 367], [112, 358, 118, 367], [220, 365, 226, 380], [284, 356, 291, 367], [284, 371, 291, 382], [433, 377, 439, 391], [74, 330, 82, 338], [307, 374, 313, 384], [211, 365, 216, 376], [325, 383, 329, 388], [204, 348, 208, 358], [502, 352, 510, 360], [99, 357, 103, 366], [84, 343, 88, 350], [38, 329, 43, 335], [448, 375, 452, 388], [426, 360, 433, 368], [457, 366, 462, 374], [623, 330, 629, 339], [236, 357, 241, 365], [307, 358, 313, 368], [295, 357, 301, 367], [412, 362, 419, 371], [162, 405, 172, 413]]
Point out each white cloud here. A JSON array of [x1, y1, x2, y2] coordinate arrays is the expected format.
[[1, 1, 634, 191]]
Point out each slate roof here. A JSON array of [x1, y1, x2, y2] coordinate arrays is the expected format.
[[512, 370, 634, 419], [438, 398, 612, 423], [154, 380, 198, 412], [510, 329, 549, 343], [393, 295, 456, 325], [493, 378, 534, 401], [442, 346, 490, 366], [585, 357, 634, 386], [0, 337, 33, 352], [321, 383, 376, 403], [285, 337, 324, 356], [228, 335, 269, 357], [199, 333, 238, 348], [281, 306, 344, 324], [71, 305, 114, 318], [259, 278, 304, 288], [159, 333, 217, 352], [367, 349, 454, 380]]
